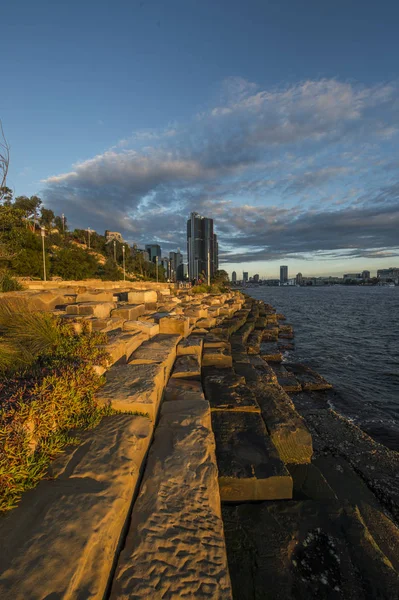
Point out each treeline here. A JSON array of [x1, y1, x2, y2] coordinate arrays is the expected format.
[[0, 187, 165, 282]]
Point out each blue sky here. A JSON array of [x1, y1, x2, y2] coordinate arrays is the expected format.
[[2, 0, 399, 277]]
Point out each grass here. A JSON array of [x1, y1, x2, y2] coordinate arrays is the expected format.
[[0, 304, 111, 513], [0, 271, 23, 293]]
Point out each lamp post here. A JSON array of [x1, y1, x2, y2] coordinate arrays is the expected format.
[[87, 227, 91, 249], [41, 227, 47, 282], [113, 240, 116, 262], [122, 245, 126, 281], [155, 256, 159, 283], [207, 248, 210, 286]]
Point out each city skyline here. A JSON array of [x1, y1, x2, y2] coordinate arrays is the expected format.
[[2, 1, 399, 276]]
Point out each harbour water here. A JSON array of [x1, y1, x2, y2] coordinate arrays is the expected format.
[[246, 286, 399, 451]]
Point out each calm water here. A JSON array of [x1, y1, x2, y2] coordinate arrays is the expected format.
[[246, 286, 399, 451]]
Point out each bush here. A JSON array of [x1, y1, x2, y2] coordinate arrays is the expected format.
[[51, 247, 99, 280], [0, 308, 110, 512], [0, 272, 23, 292], [191, 284, 211, 294]]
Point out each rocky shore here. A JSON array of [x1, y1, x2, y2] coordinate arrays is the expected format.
[[0, 283, 398, 599]]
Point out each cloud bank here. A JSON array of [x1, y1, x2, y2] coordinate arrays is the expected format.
[[42, 77, 399, 264]]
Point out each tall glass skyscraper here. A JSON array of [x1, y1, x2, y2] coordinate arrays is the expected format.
[[187, 212, 219, 282]]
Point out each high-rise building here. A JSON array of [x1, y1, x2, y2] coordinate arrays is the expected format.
[[145, 244, 162, 263], [362, 270, 371, 280], [169, 249, 184, 281], [377, 267, 399, 282], [253, 274, 259, 282], [243, 272, 249, 282], [280, 265, 288, 284], [232, 271, 237, 283], [187, 212, 218, 282], [296, 272, 303, 285]]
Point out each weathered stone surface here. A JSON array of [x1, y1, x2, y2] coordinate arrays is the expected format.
[[164, 378, 205, 402], [159, 314, 190, 337], [231, 321, 255, 345], [279, 323, 294, 339], [260, 341, 283, 362], [0, 415, 153, 600], [234, 356, 277, 385], [195, 317, 218, 329], [202, 346, 233, 368], [262, 325, 279, 342], [276, 313, 286, 321], [223, 497, 399, 600], [75, 290, 115, 303], [171, 354, 201, 379], [90, 316, 124, 333], [184, 306, 209, 318], [123, 319, 159, 337], [246, 329, 264, 354], [96, 362, 165, 419], [177, 335, 204, 361], [204, 333, 231, 349], [272, 363, 302, 392], [211, 410, 292, 501], [110, 399, 233, 600], [285, 362, 333, 391], [256, 384, 313, 464], [203, 368, 260, 412], [127, 289, 158, 304], [111, 303, 145, 320], [98, 330, 149, 367], [128, 333, 181, 381], [66, 301, 117, 318]]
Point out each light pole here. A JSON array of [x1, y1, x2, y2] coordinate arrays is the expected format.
[[87, 227, 91, 249], [62, 213, 65, 234], [207, 248, 211, 286], [155, 256, 159, 283], [113, 240, 116, 262], [41, 227, 47, 282], [122, 245, 126, 281]]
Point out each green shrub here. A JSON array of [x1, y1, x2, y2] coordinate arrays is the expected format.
[[0, 310, 110, 512], [51, 247, 99, 280], [191, 284, 211, 294], [0, 272, 23, 293]]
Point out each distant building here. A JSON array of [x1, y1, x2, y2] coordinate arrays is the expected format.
[[135, 248, 150, 262], [343, 273, 362, 280], [280, 265, 288, 284], [145, 244, 162, 264], [253, 274, 259, 282], [243, 272, 249, 282], [296, 272, 303, 285], [232, 271, 237, 283], [105, 230, 123, 243], [187, 212, 218, 281], [377, 268, 399, 281], [362, 270, 371, 280], [169, 249, 184, 281]]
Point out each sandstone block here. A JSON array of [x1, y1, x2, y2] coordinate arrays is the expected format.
[[247, 329, 264, 354], [272, 364, 302, 392], [260, 341, 283, 362], [129, 333, 181, 381], [203, 369, 260, 412], [284, 363, 333, 391], [111, 303, 145, 320], [75, 290, 115, 303], [66, 301, 116, 319], [184, 306, 209, 319], [99, 330, 148, 367], [195, 317, 217, 329], [159, 315, 190, 337], [110, 399, 232, 600], [90, 316, 124, 333], [123, 319, 160, 337], [171, 354, 201, 379], [165, 378, 205, 402], [0, 415, 152, 600], [96, 363, 165, 420], [177, 335, 203, 361], [127, 289, 158, 304], [211, 410, 292, 501], [202, 346, 233, 368]]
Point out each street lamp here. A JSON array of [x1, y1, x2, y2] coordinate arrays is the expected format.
[[41, 227, 47, 282], [122, 245, 126, 281], [155, 256, 159, 283], [87, 227, 91, 249], [113, 240, 116, 262], [207, 249, 211, 286], [62, 213, 65, 234]]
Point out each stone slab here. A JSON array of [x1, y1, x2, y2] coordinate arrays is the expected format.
[[128, 333, 181, 381], [211, 410, 292, 501], [66, 301, 117, 319], [260, 341, 283, 362], [111, 303, 145, 320], [177, 335, 204, 361], [159, 315, 190, 337], [203, 369, 260, 412], [123, 319, 160, 337], [96, 362, 165, 420], [164, 378, 206, 402], [272, 364, 302, 392], [247, 329, 264, 354], [0, 415, 153, 600], [110, 399, 233, 600], [127, 290, 158, 304], [75, 290, 115, 303], [285, 362, 333, 391], [195, 317, 218, 329], [171, 354, 201, 379], [202, 346, 233, 368]]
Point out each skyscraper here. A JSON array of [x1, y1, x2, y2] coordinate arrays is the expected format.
[[232, 271, 237, 283], [169, 248, 184, 281], [187, 212, 218, 282], [243, 272, 249, 282], [145, 244, 162, 263], [280, 265, 288, 284]]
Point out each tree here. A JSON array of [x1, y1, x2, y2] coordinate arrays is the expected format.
[[54, 214, 67, 233], [212, 269, 229, 284], [0, 187, 13, 205], [51, 247, 99, 280], [14, 195, 42, 230], [40, 207, 55, 229]]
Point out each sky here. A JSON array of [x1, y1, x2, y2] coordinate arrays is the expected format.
[[2, 0, 399, 278]]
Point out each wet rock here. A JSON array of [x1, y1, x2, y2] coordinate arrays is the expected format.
[[285, 363, 333, 391], [260, 341, 283, 362]]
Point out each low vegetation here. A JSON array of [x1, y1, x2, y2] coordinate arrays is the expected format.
[[0, 302, 110, 512]]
